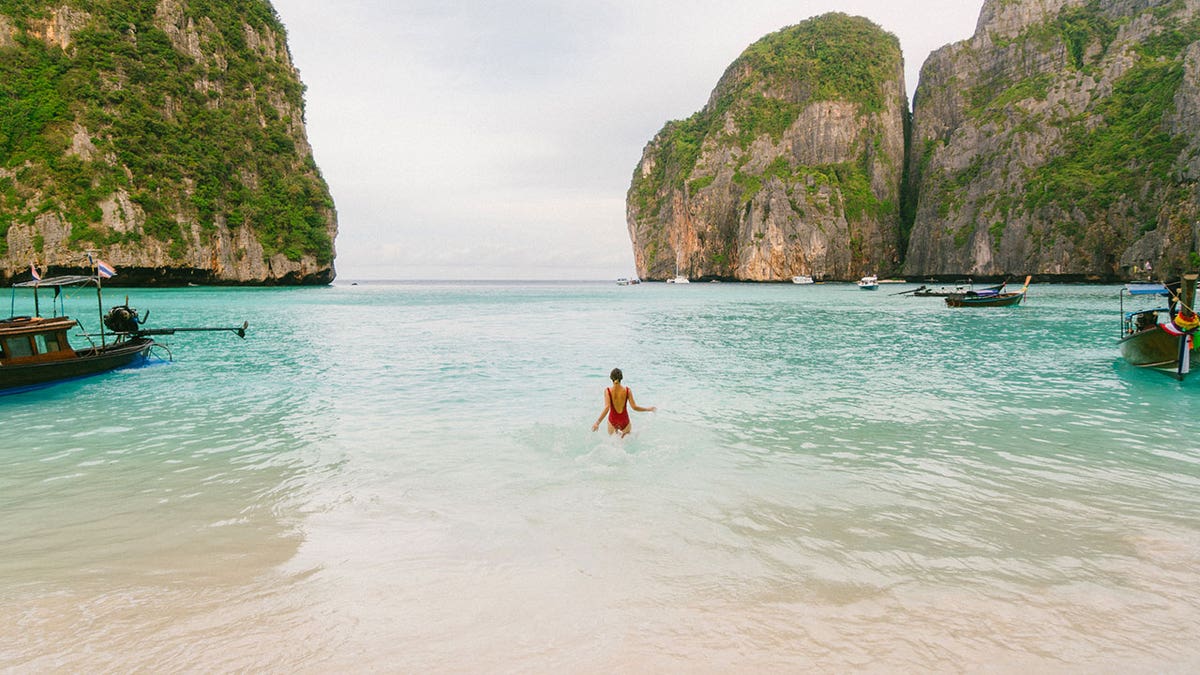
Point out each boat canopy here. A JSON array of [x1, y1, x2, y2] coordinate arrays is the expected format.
[[13, 275, 100, 288], [1124, 282, 1169, 296]]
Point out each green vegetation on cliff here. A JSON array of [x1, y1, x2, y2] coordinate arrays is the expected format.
[[910, 1, 1200, 273], [0, 0, 333, 264], [1023, 13, 1200, 238], [629, 13, 902, 219], [1026, 60, 1187, 219], [736, 13, 899, 114]]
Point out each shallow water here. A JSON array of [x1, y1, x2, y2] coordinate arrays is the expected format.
[[2, 281, 1198, 671]]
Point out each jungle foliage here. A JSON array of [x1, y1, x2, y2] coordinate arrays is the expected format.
[[0, 0, 333, 264], [1023, 12, 1200, 234], [629, 13, 901, 220]]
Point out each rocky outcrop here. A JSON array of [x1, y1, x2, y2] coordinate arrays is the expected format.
[[627, 13, 907, 281], [0, 1, 336, 286], [629, 1, 1200, 282], [904, 0, 1200, 279]]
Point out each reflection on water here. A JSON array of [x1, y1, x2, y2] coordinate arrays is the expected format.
[[1, 282, 1198, 670]]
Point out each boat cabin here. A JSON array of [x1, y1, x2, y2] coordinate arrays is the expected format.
[[0, 316, 80, 365], [1120, 282, 1173, 338]]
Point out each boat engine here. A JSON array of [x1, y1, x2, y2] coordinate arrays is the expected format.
[[104, 305, 144, 333]]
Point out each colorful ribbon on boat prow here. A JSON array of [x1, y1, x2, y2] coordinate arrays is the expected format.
[[1173, 311, 1200, 332]]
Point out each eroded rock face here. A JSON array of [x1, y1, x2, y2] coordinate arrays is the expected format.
[[627, 13, 907, 281], [629, 1, 1200, 282], [0, 1, 336, 286], [904, 0, 1200, 279]]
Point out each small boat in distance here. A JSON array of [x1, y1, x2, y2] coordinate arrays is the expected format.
[[945, 276, 1031, 307], [792, 275, 814, 284], [857, 275, 879, 290], [2, 264, 248, 394], [616, 277, 640, 286], [1119, 274, 1200, 380], [667, 255, 690, 284]]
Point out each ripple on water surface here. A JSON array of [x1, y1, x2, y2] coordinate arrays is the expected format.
[[1, 282, 1198, 670]]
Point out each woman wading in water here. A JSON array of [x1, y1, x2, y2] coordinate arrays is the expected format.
[[592, 368, 655, 437]]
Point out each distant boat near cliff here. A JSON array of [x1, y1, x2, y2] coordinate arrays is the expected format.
[[857, 275, 879, 290], [911, 280, 1005, 297], [945, 276, 1030, 307]]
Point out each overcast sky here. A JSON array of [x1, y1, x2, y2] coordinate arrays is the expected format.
[[270, 0, 985, 280]]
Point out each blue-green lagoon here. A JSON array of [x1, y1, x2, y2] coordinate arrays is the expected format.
[[2, 281, 1198, 670]]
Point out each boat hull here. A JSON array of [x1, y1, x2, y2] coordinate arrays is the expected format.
[[0, 337, 154, 393], [1119, 327, 1198, 377], [914, 283, 1004, 298], [946, 292, 1024, 307]]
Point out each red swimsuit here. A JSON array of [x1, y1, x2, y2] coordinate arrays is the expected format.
[[607, 387, 631, 430]]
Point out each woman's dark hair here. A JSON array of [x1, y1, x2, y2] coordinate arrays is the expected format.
[[610, 368, 623, 382]]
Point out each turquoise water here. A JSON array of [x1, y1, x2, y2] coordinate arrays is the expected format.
[[2, 281, 1198, 670]]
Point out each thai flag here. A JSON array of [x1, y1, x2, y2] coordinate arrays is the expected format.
[[30, 263, 41, 281], [96, 259, 116, 279]]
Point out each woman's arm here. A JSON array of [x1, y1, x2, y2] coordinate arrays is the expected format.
[[628, 391, 656, 413], [592, 393, 611, 431]]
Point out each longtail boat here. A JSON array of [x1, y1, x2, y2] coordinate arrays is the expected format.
[[909, 281, 1006, 297], [945, 276, 1031, 307], [2, 268, 247, 394], [1118, 273, 1199, 380]]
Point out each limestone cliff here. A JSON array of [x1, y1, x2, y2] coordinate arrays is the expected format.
[[905, 0, 1200, 279], [627, 13, 907, 281], [0, 0, 336, 285]]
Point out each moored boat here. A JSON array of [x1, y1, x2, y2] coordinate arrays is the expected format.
[[792, 275, 814, 284], [945, 276, 1030, 307], [912, 281, 1005, 297], [1119, 274, 1200, 380], [857, 275, 879, 290], [3, 264, 247, 394], [0, 313, 154, 392]]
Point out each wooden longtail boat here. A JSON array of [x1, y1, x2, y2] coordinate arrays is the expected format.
[[1118, 273, 1200, 380], [2, 271, 246, 394], [945, 276, 1031, 307], [910, 281, 1005, 297], [0, 314, 155, 392]]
